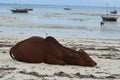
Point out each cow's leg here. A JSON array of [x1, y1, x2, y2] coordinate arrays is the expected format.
[[45, 55, 66, 65]]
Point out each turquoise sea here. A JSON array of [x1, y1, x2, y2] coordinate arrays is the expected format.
[[0, 4, 120, 39]]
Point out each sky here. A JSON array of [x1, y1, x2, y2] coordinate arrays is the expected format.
[[0, 0, 119, 7]]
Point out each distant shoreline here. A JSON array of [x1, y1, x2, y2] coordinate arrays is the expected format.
[[0, 3, 116, 8]]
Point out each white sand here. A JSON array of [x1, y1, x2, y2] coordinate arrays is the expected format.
[[0, 34, 120, 80]]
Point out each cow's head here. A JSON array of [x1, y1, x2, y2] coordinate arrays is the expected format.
[[75, 49, 97, 67], [66, 49, 97, 67]]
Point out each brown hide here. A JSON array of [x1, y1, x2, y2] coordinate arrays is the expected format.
[[10, 36, 97, 67]]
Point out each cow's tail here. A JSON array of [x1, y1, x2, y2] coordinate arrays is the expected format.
[[9, 47, 16, 60]]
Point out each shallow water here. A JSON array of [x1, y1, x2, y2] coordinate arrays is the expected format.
[[0, 4, 120, 39]]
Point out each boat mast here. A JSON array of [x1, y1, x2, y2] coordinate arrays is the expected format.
[[14, 0, 17, 9], [106, 2, 108, 15]]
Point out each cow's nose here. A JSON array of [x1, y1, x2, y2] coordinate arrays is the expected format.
[[94, 62, 97, 66], [90, 62, 97, 67]]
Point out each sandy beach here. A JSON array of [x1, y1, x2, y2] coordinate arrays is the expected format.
[[0, 5, 120, 80], [0, 34, 120, 80]]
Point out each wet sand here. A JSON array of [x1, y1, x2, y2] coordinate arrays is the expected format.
[[0, 34, 120, 80]]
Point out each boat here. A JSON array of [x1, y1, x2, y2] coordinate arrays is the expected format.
[[101, 3, 119, 22], [11, 0, 33, 13], [64, 8, 71, 10], [110, 10, 117, 14], [101, 14, 118, 22], [110, 7, 117, 14], [11, 8, 28, 13]]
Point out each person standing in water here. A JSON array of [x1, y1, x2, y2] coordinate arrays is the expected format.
[[100, 21, 104, 26]]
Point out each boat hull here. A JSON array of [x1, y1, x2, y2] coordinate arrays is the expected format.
[[11, 9, 28, 13], [64, 8, 71, 10], [101, 15, 118, 22], [110, 10, 117, 14]]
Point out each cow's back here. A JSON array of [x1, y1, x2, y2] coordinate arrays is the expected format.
[[10, 36, 47, 63], [45, 36, 77, 58]]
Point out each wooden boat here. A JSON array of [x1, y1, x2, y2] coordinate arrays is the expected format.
[[64, 8, 71, 10], [11, 8, 28, 13], [101, 14, 118, 22]]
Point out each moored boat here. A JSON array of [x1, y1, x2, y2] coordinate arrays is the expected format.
[[11, 8, 28, 13], [64, 8, 71, 10], [101, 14, 118, 22], [110, 10, 117, 14], [101, 3, 118, 22]]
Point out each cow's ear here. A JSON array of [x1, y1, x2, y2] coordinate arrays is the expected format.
[[76, 48, 81, 53], [79, 49, 85, 52], [78, 49, 82, 53], [78, 49, 85, 54]]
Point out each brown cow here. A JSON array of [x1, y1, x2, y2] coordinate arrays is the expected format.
[[10, 36, 97, 67]]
